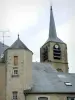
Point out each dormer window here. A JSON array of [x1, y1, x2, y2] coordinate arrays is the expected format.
[[14, 56, 18, 66], [53, 44, 61, 60], [64, 82, 72, 86]]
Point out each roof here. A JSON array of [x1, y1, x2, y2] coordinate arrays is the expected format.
[[44, 6, 64, 45], [9, 35, 32, 53], [0, 42, 8, 56], [24, 62, 75, 93]]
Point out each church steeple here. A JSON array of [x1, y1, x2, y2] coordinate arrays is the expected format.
[[49, 6, 57, 39], [45, 6, 64, 43], [40, 6, 68, 73]]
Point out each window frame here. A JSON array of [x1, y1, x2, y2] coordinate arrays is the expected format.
[[14, 56, 18, 66], [36, 95, 50, 100], [14, 69, 18, 75], [12, 91, 18, 100], [12, 67, 19, 77]]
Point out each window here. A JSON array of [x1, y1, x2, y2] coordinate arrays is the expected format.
[[42, 47, 48, 61], [67, 97, 75, 100], [14, 69, 18, 75], [12, 68, 19, 77], [12, 91, 18, 100], [64, 82, 72, 86], [38, 97, 48, 100], [53, 44, 61, 60], [57, 68, 63, 72], [14, 56, 18, 66]]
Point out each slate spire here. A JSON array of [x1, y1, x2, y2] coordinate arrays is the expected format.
[[42, 6, 64, 47], [49, 6, 57, 39]]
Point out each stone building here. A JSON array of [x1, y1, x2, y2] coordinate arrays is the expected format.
[[0, 6, 75, 100]]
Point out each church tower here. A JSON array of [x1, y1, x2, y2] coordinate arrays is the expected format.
[[40, 6, 68, 73]]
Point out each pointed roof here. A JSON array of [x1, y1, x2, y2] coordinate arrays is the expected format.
[[9, 34, 32, 53], [45, 6, 64, 44], [49, 6, 57, 39]]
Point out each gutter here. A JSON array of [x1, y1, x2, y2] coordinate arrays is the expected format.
[[23, 90, 75, 95]]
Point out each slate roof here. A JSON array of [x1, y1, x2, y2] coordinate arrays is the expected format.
[[8, 35, 32, 53], [25, 62, 75, 93], [0, 42, 8, 56], [44, 6, 64, 45]]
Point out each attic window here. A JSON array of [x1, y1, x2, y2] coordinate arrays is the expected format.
[[64, 82, 72, 86]]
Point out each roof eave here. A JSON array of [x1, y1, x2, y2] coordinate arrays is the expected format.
[[4, 48, 33, 54], [24, 90, 75, 95]]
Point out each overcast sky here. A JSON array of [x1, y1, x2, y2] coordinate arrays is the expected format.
[[0, 0, 75, 73]]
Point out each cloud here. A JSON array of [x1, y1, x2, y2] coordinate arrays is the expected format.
[[57, 16, 75, 73]]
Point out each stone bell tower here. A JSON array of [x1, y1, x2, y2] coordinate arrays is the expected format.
[[40, 6, 68, 73]]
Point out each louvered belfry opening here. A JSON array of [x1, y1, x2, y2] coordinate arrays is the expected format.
[[42, 46, 48, 61], [53, 44, 61, 60]]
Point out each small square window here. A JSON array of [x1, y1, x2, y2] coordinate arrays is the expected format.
[[12, 91, 18, 100], [14, 70, 18, 75], [12, 68, 19, 77]]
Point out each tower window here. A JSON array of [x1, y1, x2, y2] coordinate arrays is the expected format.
[[12, 67, 19, 77], [14, 56, 18, 66], [42, 47, 48, 61], [53, 44, 61, 60], [12, 91, 18, 100]]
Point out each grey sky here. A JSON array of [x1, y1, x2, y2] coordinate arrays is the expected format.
[[0, 0, 75, 73]]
